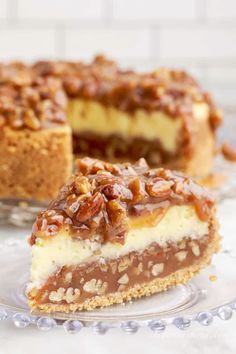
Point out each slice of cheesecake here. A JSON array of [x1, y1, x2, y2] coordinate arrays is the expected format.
[[0, 64, 72, 201], [27, 158, 220, 313]]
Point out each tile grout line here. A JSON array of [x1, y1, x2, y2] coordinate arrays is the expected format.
[[54, 25, 66, 58], [102, 0, 113, 24], [6, 0, 18, 24], [196, 0, 207, 24]]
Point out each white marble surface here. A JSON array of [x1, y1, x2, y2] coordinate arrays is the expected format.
[[0, 200, 236, 354]]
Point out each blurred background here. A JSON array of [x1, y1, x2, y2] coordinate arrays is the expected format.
[[0, 0, 235, 110]]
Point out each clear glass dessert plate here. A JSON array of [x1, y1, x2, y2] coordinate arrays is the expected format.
[[0, 156, 236, 227], [0, 236, 235, 334]]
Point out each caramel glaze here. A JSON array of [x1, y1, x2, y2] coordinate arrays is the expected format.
[[30, 158, 215, 246], [29, 235, 209, 306]]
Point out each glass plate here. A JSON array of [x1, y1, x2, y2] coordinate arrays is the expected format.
[[0, 198, 46, 227], [1, 156, 236, 227], [0, 238, 235, 334]]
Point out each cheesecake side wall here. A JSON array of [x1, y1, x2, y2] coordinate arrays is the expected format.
[[184, 112, 216, 177], [167, 115, 216, 177]]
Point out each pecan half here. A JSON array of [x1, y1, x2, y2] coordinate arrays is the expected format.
[[75, 192, 104, 222], [102, 183, 133, 201], [73, 176, 91, 195], [128, 177, 147, 201], [145, 178, 172, 198]]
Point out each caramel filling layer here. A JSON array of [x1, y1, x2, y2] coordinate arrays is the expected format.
[[28, 236, 208, 307], [72, 132, 175, 165]]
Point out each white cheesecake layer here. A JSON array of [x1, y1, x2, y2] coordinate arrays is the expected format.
[[68, 99, 183, 152], [68, 99, 209, 153], [30, 205, 209, 288]]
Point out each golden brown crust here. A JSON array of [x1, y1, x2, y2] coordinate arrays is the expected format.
[[28, 230, 220, 313], [0, 125, 72, 201]]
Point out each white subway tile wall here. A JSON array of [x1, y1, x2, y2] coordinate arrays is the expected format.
[[112, 0, 197, 21], [160, 27, 236, 59], [0, 0, 235, 106], [18, 0, 103, 20], [65, 28, 151, 60], [206, 0, 236, 20], [0, 0, 6, 19], [0, 29, 56, 59]]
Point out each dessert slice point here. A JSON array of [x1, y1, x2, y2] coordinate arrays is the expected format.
[[27, 158, 220, 313]]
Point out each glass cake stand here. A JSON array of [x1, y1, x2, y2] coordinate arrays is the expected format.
[[0, 156, 236, 227], [0, 237, 235, 333]]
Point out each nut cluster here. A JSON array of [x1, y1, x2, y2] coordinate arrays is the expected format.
[[0, 61, 32, 86], [30, 158, 214, 245], [0, 75, 67, 130]]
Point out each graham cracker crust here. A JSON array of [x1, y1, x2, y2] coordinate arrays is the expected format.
[[0, 125, 72, 201], [29, 231, 220, 313]]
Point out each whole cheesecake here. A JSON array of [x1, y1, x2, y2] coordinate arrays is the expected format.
[[27, 158, 220, 313], [0, 56, 222, 202]]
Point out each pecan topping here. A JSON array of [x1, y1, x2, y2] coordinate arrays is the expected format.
[[0, 67, 67, 130], [75, 192, 104, 223], [83, 279, 108, 295], [221, 142, 236, 162], [190, 241, 200, 257], [102, 183, 133, 201], [49, 287, 80, 303], [151, 263, 164, 276], [145, 178, 172, 198], [30, 157, 215, 245], [73, 176, 91, 195], [128, 177, 147, 202], [117, 274, 129, 285], [0, 55, 221, 136], [175, 251, 187, 262], [105, 200, 129, 243]]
